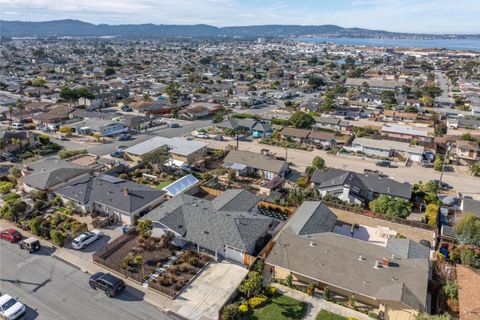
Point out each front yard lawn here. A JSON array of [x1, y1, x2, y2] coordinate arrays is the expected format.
[[316, 310, 347, 320], [242, 294, 307, 320]]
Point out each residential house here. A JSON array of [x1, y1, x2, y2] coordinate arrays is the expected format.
[[71, 118, 128, 137], [124, 136, 207, 166], [22, 157, 91, 193], [33, 104, 72, 129], [143, 189, 277, 264], [345, 78, 404, 92], [456, 265, 480, 320], [280, 127, 310, 143], [350, 137, 425, 162], [265, 201, 430, 320], [216, 118, 272, 138], [459, 198, 480, 219], [223, 150, 289, 180], [314, 117, 351, 132], [381, 124, 434, 143], [0, 130, 38, 153], [55, 174, 166, 224], [311, 168, 412, 204], [453, 140, 480, 165]]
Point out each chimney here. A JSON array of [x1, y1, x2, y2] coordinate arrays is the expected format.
[[123, 187, 129, 197], [382, 257, 390, 268]]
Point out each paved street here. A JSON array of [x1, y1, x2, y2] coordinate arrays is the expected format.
[[0, 241, 175, 320], [199, 138, 480, 196]]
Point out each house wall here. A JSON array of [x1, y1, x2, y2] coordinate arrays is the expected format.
[[270, 265, 378, 307], [380, 304, 418, 320]]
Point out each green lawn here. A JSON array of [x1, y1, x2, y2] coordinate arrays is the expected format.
[[242, 294, 307, 320], [156, 180, 173, 189], [316, 310, 347, 320]]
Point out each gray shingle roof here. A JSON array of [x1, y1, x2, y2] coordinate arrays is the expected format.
[[223, 150, 288, 174], [266, 231, 429, 312], [311, 168, 412, 200], [143, 190, 274, 252], [386, 238, 430, 259], [22, 157, 91, 190], [55, 174, 165, 214], [284, 201, 337, 236]]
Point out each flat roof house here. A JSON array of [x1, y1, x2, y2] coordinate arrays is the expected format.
[[55, 174, 166, 224], [381, 124, 433, 143], [350, 137, 424, 162], [124, 136, 207, 166], [142, 189, 277, 264], [311, 168, 412, 205], [223, 150, 289, 180], [265, 201, 430, 320]]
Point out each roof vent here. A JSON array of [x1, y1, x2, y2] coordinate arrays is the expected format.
[[382, 257, 390, 268], [309, 241, 316, 247], [358, 255, 365, 261], [203, 230, 209, 235], [374, 260, 381, 269]]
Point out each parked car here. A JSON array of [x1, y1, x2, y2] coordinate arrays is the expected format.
[[213, 135, 224, 141], [195, 133, 209, 139], [117, 134, 131, 141], [0, 229, 22, 243], [72, 230, 103, 250], [110, 150, 125, 158], [169, 122, 180, 128], [10, 123, 24, 130], [18, 237, 41, 253], [121, 105, 133, 112], [376, 160, 393, 168], [89, 272, 126, 297], [0, 294, 26, 320], [430, 180, 453, 190], [1, 152, 19, 163]]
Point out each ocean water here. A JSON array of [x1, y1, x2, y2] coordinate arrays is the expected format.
[[295, 37, 480, 51]]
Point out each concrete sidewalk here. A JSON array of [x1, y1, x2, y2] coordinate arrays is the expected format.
[[271, 283, 373, 320]]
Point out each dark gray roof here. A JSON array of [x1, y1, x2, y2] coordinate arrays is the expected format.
[[266, 231, 429, 312], [22, 157, 91, 190], [311, 168, 412, 200], [224, 150, 289, 174], [143, 190, 274, 252], [284, 201, 337, 236], [386, 238, 430, 259], [55, 174, 165, 213], [462, 198, 480, 218]]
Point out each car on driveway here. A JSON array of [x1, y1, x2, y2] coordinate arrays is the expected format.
[[1, 152, 19, 163], [72, 230, 103, 250], [110, 150, 125, 158], [430, 180, 453, 190], [0, 294, 26, 320], [89, 272, 126, 297], [0, 229, 22, 243]]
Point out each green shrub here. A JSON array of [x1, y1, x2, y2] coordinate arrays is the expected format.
[[266, 285, 277, 297], [2, 192, 20, 203], [221, 303, 238, 320], [29, 217, 41, 235], [50, 229, 66, 246], [323, 287, 331, 301], [58, 149, 87, 159], [0, 181, 14, 194]]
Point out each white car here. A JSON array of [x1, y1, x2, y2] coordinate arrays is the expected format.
[[195, 133, 209, 139], [0, 294, 26, 320], [72, 230, 103, 250]]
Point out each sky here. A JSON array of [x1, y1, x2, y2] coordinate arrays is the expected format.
[[1, 0, 479, 34]]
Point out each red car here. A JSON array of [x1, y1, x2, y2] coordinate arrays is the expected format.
[[0, 228, 22, 243]]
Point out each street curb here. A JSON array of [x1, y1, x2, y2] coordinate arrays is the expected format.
[[51, 253, 82, 272]]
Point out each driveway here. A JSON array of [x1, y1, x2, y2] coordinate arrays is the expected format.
[[173, 260, 248, 320]]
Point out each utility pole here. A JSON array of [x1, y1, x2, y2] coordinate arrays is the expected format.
[[437, 143, 451, 195]]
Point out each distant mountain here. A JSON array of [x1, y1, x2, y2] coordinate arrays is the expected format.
[[1, 19, 479, 39]]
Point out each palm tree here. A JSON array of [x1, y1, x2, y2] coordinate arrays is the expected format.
[[15, 99, 25, 125]]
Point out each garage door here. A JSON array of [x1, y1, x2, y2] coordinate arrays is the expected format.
[[225, 246, 244, 263]]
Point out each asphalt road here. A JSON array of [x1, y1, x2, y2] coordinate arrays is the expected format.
[[0, 241, 175, 320]]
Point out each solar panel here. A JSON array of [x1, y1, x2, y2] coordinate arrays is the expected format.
[[163, 174, 199, 196]]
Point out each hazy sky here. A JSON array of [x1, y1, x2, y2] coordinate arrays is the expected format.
[[1, 0, 479, 34]]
